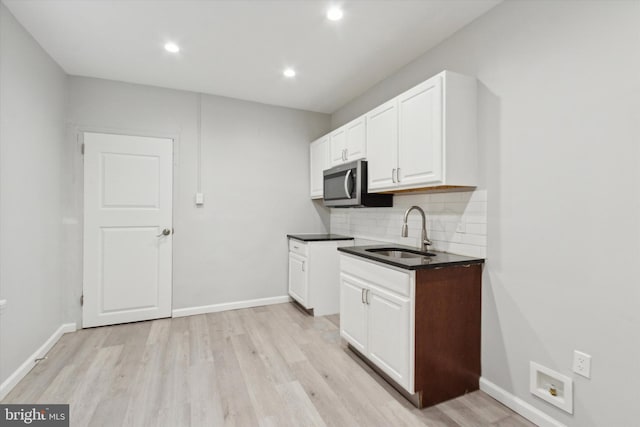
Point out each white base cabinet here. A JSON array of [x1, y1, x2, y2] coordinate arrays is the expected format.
[[339, 254, 414, 392], [288, 238, 354, 316], [340, 252, 483, 409]]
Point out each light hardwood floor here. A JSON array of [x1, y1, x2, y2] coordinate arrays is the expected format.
[[3, 303, 536, 427]]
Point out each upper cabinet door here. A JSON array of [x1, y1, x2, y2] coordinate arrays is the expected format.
[[310, 136, 329, 199], [345, 116, 366, 162], [366, 100, 398, 191], [329, 128, 347, 167], [397, 76, 444, 187]]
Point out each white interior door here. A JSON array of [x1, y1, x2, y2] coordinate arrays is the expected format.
[[83, 132, 173, 328]]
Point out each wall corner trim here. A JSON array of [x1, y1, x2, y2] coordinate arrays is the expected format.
[[0, 323, 77, 400], [480, 377, 566, 427], [171, 296, 292, 318]]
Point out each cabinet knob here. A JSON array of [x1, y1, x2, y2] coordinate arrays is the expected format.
[[156, 228, 171, 237]]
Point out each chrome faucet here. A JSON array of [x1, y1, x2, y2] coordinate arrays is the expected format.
[[401, 206, 431, 252]]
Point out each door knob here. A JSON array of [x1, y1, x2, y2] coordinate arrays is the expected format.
[[157, 228, 171, 237]]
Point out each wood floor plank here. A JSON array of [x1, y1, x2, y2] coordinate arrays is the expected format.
[[275, 380, 327, 427], [2, 303, 536, 427], [289, 360, 361, 427], [121, 341, 170, 425], [69, 345, 123, 426], [187, 314, 214, 365], [230, 332, 298, 427], [210, 335, 260, 427], [188, 361, 225, 427]]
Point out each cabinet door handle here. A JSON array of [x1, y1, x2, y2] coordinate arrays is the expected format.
[[344, 148, 348, 160], [397, 167, 401, 182], [392, 168, 397, 183], [302, 261, 305, 272], [366, 289, 370, 305], [361, 288, 365, 304]]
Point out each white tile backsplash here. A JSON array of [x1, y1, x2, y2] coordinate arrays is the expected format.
[[330, 189, 487, 258]]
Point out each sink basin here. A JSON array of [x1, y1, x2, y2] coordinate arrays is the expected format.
[[366, 247, 435, 258]]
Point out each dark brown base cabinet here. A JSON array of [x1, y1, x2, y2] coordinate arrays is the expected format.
[[339, 254, 482, 408]]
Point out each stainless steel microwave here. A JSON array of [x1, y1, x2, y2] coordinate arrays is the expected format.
[[323, 160, 393, 208]]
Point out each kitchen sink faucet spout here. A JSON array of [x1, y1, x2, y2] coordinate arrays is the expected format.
[[401, 206, 431, 252]]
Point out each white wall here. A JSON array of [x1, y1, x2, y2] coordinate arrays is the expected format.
[[66, 77, 330, 321], [0, 4, 68, 386], [331, 1, 640, 426]]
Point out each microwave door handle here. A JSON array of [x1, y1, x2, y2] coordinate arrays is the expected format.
[[344, 169, 353, 199]]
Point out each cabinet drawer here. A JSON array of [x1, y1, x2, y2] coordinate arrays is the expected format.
[[340, 254, 412, 297], [288, 239, 308, 257]]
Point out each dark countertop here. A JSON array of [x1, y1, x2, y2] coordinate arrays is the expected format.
[[287, 234, 355, 242], [338, 244, 485, 270]]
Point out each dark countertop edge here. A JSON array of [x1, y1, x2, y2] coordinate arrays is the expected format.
[[337, 246, 485, 271], [287, 234, 355, 242]]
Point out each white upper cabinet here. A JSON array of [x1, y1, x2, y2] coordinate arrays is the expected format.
[[310, 136, 330, 199], [367, 70, 477, 192], [344, 116, 366, 162], [330, 115, 367, 167], [329, 127, 346, 166], [397, 76, 443, 187], [366, 100, 398, 190]]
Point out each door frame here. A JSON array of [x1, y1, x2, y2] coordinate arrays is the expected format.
[[75, 125, 180, 328]]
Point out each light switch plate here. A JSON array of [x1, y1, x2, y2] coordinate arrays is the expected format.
[[195, 192, 204, 205]]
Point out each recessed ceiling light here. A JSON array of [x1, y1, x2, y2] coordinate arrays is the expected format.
[[283, 68, 296, 78], [164, 42, 180, 53], [327, 7, 343, 21]]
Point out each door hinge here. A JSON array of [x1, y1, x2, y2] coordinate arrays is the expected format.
[[80, 294, 84, 306], [81, 143, 85, 155]]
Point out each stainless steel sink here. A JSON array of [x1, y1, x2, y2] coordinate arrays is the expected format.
[[366, 247, 435, 258]]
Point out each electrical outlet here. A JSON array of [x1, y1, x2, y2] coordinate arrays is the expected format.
[[456, 222, 466, 233], [573, 350, 591, 378]]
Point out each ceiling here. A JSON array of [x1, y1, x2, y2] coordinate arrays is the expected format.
[[4, 0, 501, 113]]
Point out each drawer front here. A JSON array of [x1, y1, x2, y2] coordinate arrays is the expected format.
[[340, 254, 412, 297], [288, 239, 308, 257]]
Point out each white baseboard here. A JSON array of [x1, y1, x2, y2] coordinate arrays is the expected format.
[[480, 377, 566, 427], [172, 295, 291, 318], [0, 322, 77, 401]]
